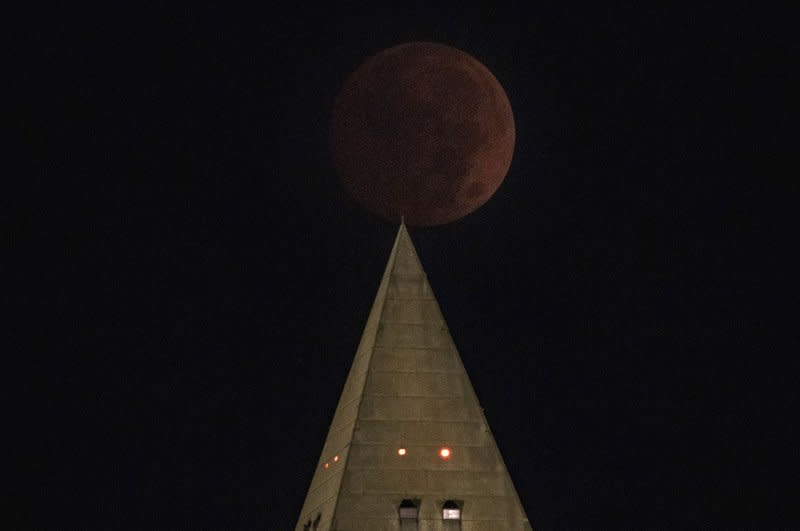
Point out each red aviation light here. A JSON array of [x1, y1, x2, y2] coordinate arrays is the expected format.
[[439, 447, 452, 460], [323, 462, 330, 469], [333, 455, 340, 462]]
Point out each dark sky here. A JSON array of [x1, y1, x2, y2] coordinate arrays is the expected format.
[[23, 3, 792, 529]]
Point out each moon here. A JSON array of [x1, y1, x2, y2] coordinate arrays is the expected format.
[[330, 42, 515, 226]]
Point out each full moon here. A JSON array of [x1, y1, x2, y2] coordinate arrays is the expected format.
[[330, 42, 515, 226]]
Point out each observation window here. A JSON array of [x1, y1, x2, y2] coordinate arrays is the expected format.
[[399, 499, 420, 520], [442, 500, 462, 520]]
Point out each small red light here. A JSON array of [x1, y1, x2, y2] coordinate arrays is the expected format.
[[333, 455, 339, 462], [439, 447, 452, 460], [397, 448, 407, 456], [323, 462, 329, 469]]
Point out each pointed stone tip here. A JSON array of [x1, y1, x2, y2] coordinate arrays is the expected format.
[[398, 219, 410, 239]]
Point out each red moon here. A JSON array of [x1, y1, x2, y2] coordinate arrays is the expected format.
[[330, 42, 515, 226]]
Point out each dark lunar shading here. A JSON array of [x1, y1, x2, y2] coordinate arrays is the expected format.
[[330, 41, 515, 226]]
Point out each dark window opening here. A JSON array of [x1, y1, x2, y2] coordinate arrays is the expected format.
[[399, 498, 420, 520]]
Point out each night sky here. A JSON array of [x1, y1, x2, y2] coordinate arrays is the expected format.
[[23, 3, 791, 529]]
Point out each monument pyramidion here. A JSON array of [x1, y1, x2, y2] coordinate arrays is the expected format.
[[296, 224, 531, 530]]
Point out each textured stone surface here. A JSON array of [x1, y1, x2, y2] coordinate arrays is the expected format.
[[295, 225, 531, 530]]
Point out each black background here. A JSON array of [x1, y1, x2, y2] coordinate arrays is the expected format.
[[20, 3, 793, 529]]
